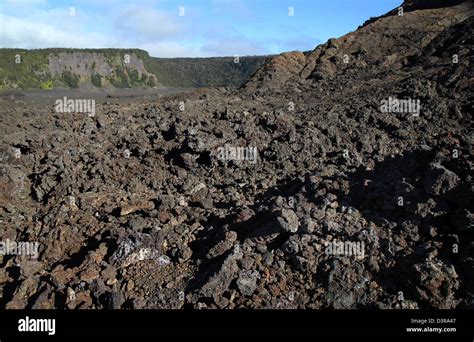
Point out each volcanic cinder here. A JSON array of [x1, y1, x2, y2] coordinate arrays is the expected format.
[[0, 0, 473, 309]]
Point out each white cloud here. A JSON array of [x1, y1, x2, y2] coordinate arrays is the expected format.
[[0, 0, 285, 57], [115, 7, 182, 39], [0, 14, 113, 48]]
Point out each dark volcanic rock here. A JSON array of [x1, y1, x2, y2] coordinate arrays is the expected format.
[[423, 163, 460, 195], [0, 0, 472, 310]]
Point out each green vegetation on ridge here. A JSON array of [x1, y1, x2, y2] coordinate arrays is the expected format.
[[144, 56, 269, 88], [0, 48, 269, 90]]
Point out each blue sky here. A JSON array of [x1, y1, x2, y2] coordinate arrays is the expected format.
[[0, 0, 401, 57]]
